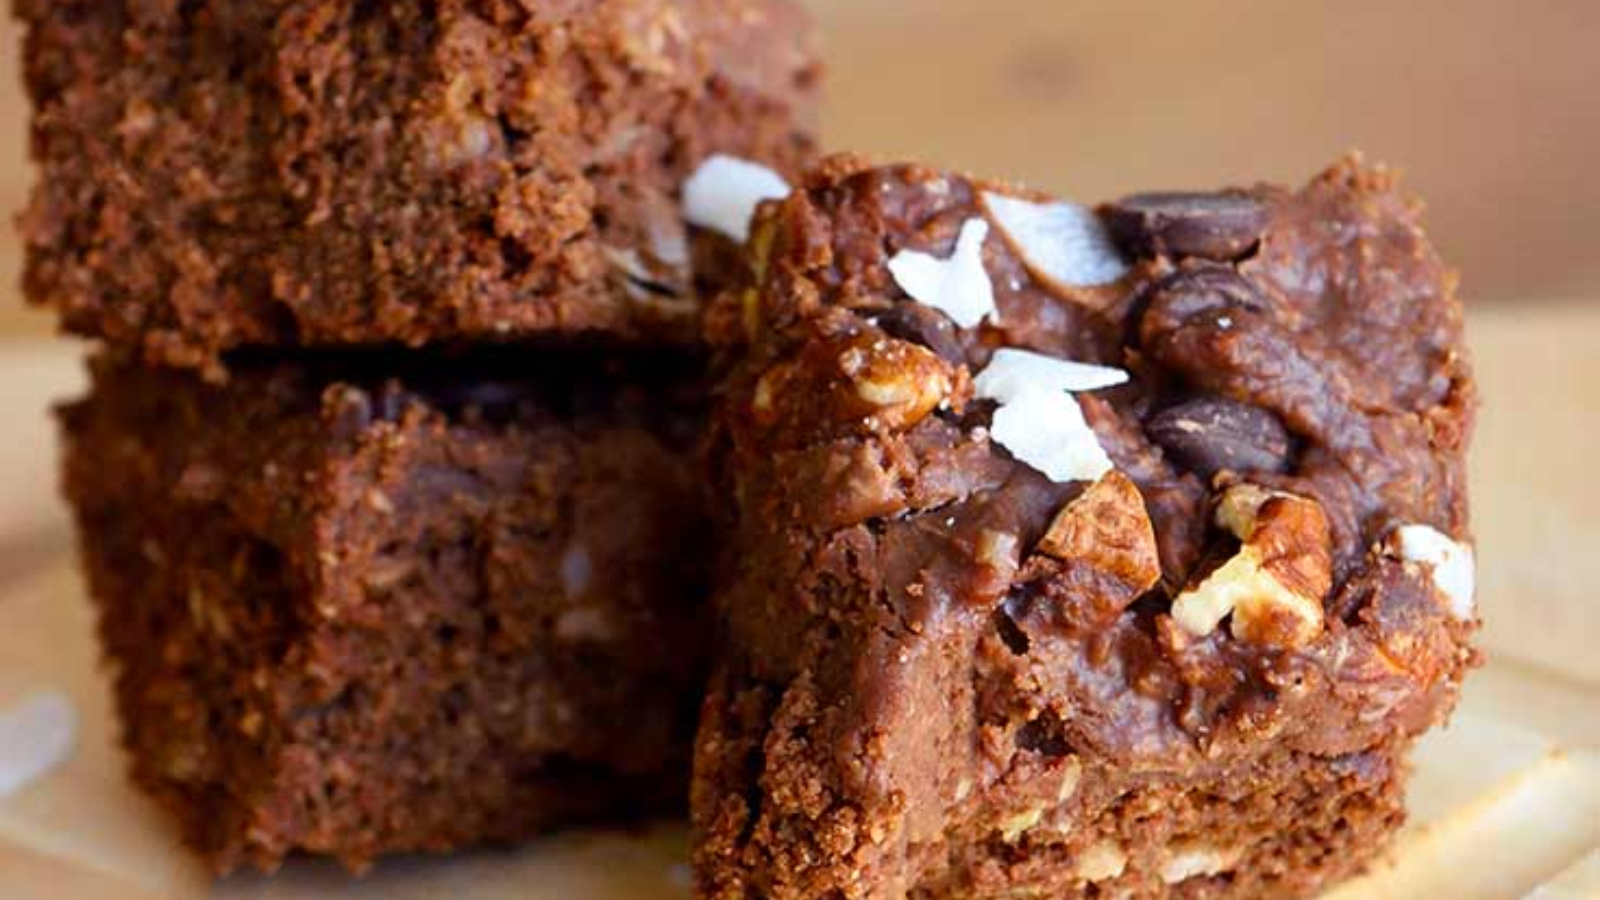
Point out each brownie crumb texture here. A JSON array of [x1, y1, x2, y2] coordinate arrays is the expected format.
[[16, 0, 821, 370], [60, 354, 713, 871]]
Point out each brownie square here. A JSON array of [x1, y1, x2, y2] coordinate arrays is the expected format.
[[59, 350, 711, 872], [692, 156, 1479, 899], [17, 0, 820, 370]]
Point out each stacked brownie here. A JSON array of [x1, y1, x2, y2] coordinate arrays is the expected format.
[[19, 0, 818, 872], [692, 156, 1480, 900]]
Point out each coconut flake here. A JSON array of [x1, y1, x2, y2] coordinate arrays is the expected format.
[[682, 155, 791, 243], [0, 691, 76, 798], [989, 389, 1113, 483], [887, 218, 996, 329], [982, 191, 1129, 289], [974, 348, 1129, 404], [1394, 525, 1476, 619]]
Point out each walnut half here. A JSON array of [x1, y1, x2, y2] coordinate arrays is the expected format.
[[1170, 484, 1332, 649]]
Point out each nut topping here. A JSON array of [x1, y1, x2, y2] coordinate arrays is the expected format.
[[1037, 472, 1160, 595], [1017, 472, 1161, 630], [838, 339, 953, 430], [1170, 485, 1332, 648]]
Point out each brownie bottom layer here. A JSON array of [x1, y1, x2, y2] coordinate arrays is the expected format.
[[62, 354, 710, 871], [695, 665, 1407, 900]]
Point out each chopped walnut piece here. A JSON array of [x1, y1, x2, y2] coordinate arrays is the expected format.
[[748, 335, 960, 438], [1159, 842, 1242, 884], [837, 338, 954, 431], [1074, 841, 1129, 882], [1213, 482, 1287, 539], [1170, 485, 1332, 648], [1037, 472, 1161, 594], [1016, 472, 1162, 630]]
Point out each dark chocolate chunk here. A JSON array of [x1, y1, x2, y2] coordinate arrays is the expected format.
[[1148, 396, 1292, 479], [1137, 265, 1269, 345], [994, 604, 1032, 656], [875, 301, 967, 363], [1107, 191, 1269, 261]]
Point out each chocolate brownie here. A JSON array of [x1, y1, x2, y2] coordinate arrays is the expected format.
[[59, 350, 711, 872], [17, 0, 820, 372], [693, 155, 1479, 899]]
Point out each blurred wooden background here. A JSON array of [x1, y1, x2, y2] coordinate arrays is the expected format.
[[2, 0, 1596, 339]]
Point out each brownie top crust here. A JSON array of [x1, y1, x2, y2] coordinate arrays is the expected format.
[[697, 154, 1478, 896], [17, 0, 821, 370], [714, 151, 1474, 611]]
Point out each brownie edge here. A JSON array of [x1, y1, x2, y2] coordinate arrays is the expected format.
[[60, 352, 713, 871], [18, 0, 821, 370]]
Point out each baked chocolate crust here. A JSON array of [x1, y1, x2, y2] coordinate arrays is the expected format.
[[17, 0, 820, 371], [60, 351, 711, 872], [693, 155, 1478, 899]]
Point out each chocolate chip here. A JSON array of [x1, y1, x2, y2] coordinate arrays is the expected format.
[[1106, 191, 1268, 262], [875, 301, 966, 362], [1147, 397, 1292, 480], [1015, 711, 1072, 757], [994, 607, 1031, 656], [1136, 265, 1268, 347]]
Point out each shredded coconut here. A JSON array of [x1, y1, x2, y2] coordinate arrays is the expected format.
[[887, 218, 997, 329], [682, 155, 791, 243], [990, 389, 1113, 483], [974, 348, 1129, 403], [1394, 524, 1476, 619], [982, 191, 1129, 289]]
